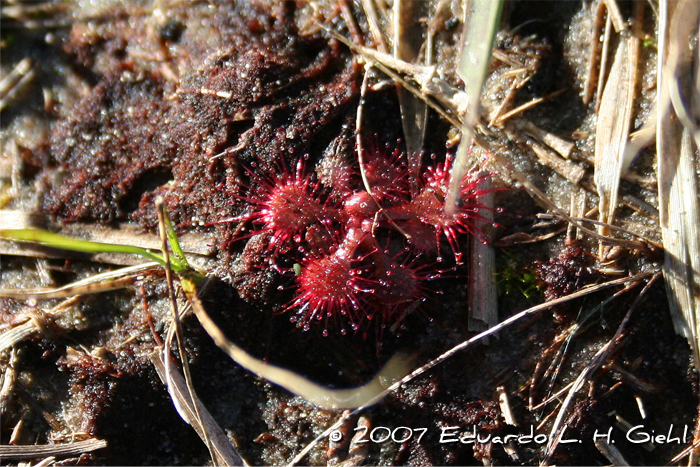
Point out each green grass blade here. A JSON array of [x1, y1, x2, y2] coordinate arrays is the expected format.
[[446, 0, 504, 215], [157, 200, 189, 270], [0, 228, 175, 270]]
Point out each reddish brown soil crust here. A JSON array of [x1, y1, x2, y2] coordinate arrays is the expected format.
[[535, 243, 592, 303], [43, 70, 176, 223], [42, 1, 360, 235]]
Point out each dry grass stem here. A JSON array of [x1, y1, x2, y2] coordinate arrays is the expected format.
[[360, 0, 389, 53], [536, 213, 661, 250], [496, 386, 521, 461], [529, 288, 626, 415], [492, 90, 565, 126], [0, 321, 40, 354], [497, 386, 517, 426], [659, 129, 700, 363], [603, 0, 628, 33], [669, 437, 700, 464], [468, 172, 497, 334], [150, 349, 247, 467], [594, 20, 639, 252], [328, 30, 464, 129], [338, 0, 363, 46], [520, 121, 575, 159], [658, 0, 700, 376], [1, 296, 80, 352], [0, 262, 160, 299], [529, 381, 575, 412], [0, 57, 35, 112], [484, 147, 650, 250], [596, 11, 613, 111], [26, 455, 57, 467], [622, 114, 657, 172], [0, 210, 42, 231], [527, 140, 586, 185], [488, 74, 529, 127], [595, 437, 630, 466], [0, 348, 18, 415], [0, 438, 107, 461], [583, 0, 607, 105]]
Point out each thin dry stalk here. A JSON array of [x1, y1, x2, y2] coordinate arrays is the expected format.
[[0, 348, 18, 415], [0, 296, 81, 352], [496, 386, 520, 462], [483, 145, 652, 250], [497, 386, 517, 426], [488, 74, 530, 127], [27, 455, 57, 467], [0, 321, 38, 354], [493, 89, 566, 126], [583, 1, 607, 105], [338, 0, 363, 45], [536, 213, 661, 249], [156, 200, 219, 466], [360, 0, 389, 53], [527, 140, 586, 185], [531, 289, 626, 415], [0, 439, 107, 461], [520, 121, 575, 159], [334, 30, 460, 118], [0, 58, 35, 112], [602, 0, 627, 33], [621, 114, 657, 175], [596, 11, 613, 111], [355, 66, 411, 239], [150, 349, 247, 466], [0, 210, 42, 231], [327, 412, 369, 466], [326, 29, 465, 131], [595, 437, 630, 465], [327, 410, 355, 466], [0, 263, 158, 299], [529, 381, 575, 412], [355, 68, 376, 199], [669, 437, 700, 464]]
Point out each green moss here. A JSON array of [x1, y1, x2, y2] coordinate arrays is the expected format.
[[495, 250, 541, 299]]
